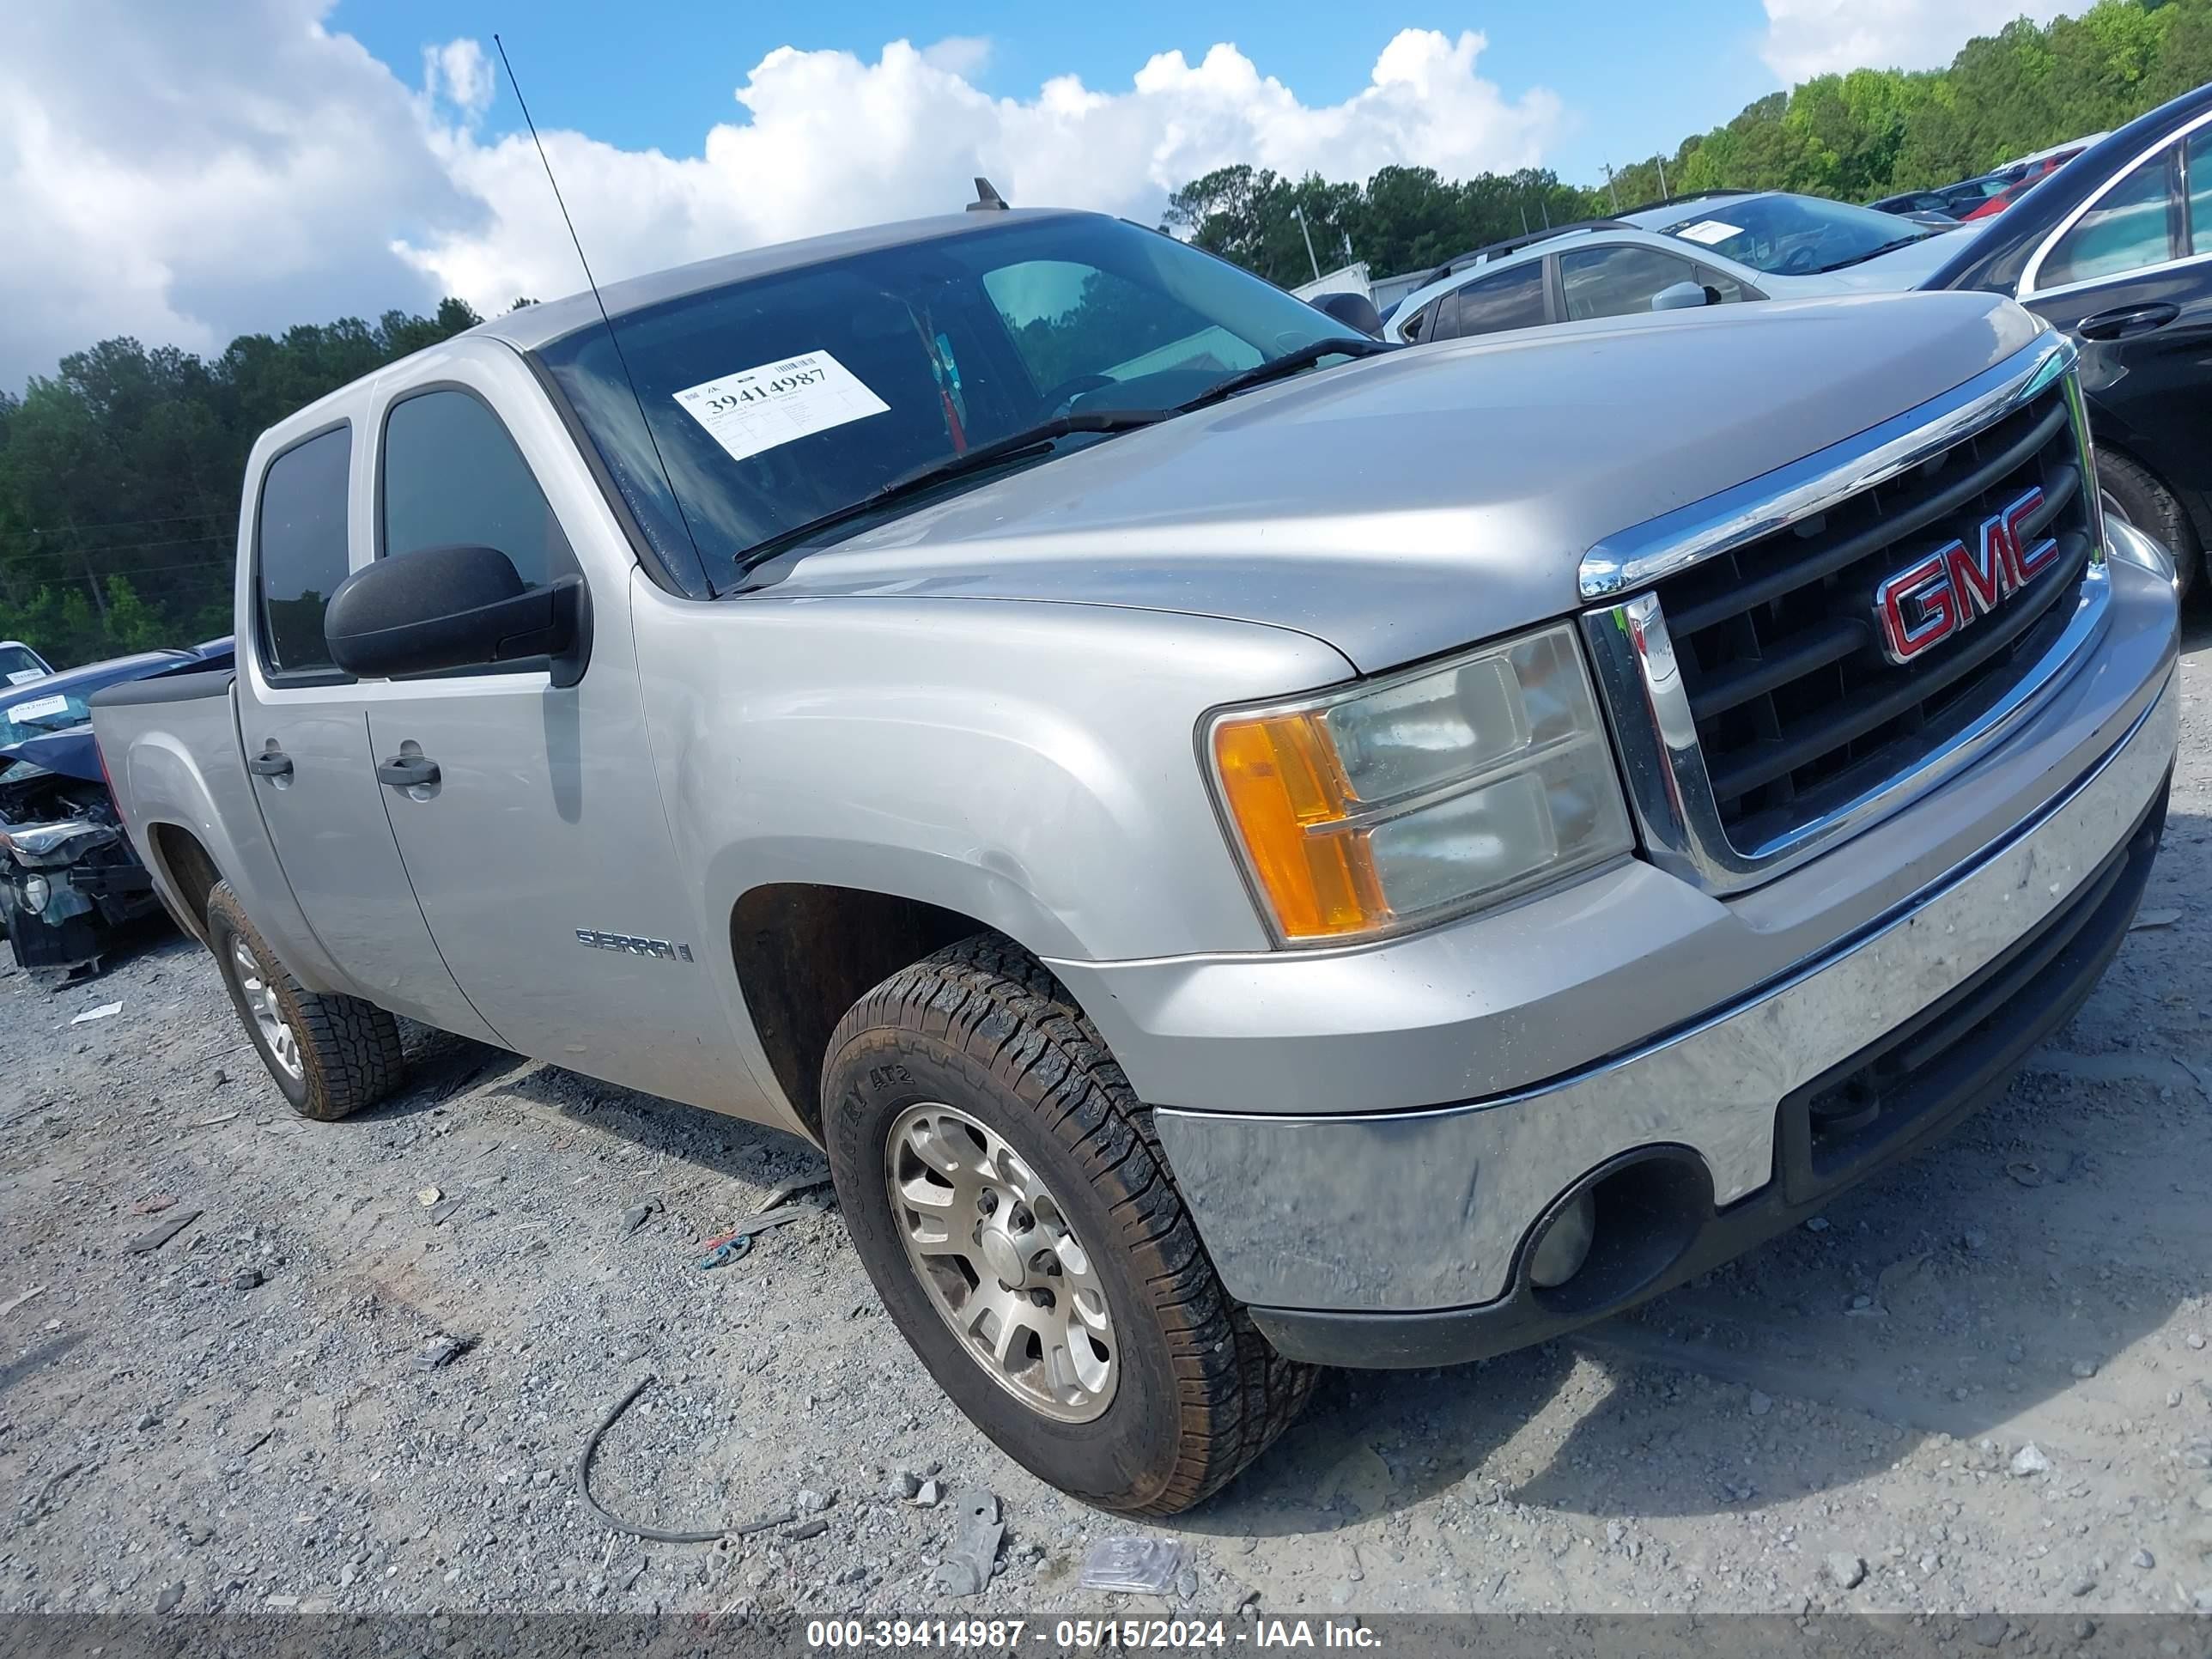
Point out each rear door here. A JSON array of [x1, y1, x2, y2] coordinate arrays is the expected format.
[[351, 358, 738, 1107], [2022, 118, 2212, 514], [235, 418, 501, 1042]]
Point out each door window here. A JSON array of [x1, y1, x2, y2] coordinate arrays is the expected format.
[[2188, 128, 2212, 255], [380, 388, 575, 589], [2040, 148, 2179, 288], [255, 426, 352, 678], [1437, 264, 1548, 339], [1559, 244, 1715, 321]]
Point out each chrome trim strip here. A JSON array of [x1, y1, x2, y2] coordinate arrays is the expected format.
[[1577, 333, 2075, 602], [1152, 673, 2176, 1314], [2020, 107, 2212, 298]]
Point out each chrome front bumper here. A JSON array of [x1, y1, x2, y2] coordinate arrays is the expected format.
[[1150, 665, 2177, 1317]]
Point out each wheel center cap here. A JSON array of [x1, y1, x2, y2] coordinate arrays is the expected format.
[[979, 1227, 1026, 1288]]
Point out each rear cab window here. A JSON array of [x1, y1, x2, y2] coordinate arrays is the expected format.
[[254, 425, 353, 680]]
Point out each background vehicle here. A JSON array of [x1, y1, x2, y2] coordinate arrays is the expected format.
[[0, 641, 54, 686], [93, 210, 2177, 1516], [1383, 190, 1963, 344], [1870, 138, 2102, 222], [1923, 83, 2212, 594], [2, 642, 230, 974]]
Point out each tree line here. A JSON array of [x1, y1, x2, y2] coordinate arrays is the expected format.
[[1167, 0, 2212, 284], [0, 301, 488, 671], [6, 1, 2210, 670]]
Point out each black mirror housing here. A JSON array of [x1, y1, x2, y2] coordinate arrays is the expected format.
[[1313, 290, 1384, 337], [324, 544, 590, 686]]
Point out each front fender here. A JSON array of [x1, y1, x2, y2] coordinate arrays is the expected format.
[[634, 589, 1357, 966]]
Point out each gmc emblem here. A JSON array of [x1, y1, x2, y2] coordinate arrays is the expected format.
[[1872, 487, 2060, 665]]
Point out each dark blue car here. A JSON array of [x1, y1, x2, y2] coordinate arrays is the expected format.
[[1, 640, 234, 975]]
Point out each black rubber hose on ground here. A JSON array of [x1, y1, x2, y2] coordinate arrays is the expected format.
[[574, 1372, 795, 1544]]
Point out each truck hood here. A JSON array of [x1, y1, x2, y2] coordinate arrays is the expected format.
[[750, 289, 2043, 675]]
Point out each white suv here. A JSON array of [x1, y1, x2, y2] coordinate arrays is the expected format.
[[1383, 189, 1971, 345]]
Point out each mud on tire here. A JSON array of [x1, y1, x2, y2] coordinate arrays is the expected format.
[[823, 933, 1315, 1516], [205, 879, 405, 1121]]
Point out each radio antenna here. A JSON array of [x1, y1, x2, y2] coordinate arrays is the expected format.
[[491, 33, 705, 580]]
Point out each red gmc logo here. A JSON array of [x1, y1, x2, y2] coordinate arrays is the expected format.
[[1872, 487, 2061, 665]]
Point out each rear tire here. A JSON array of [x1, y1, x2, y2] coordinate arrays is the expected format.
[[823, 933, 1314, 1516], [2097, 444, 2198, 598], [205, 880, 404, 1121]]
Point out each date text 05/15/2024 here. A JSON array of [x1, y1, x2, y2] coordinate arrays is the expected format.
[[803, 1619, 1382, 1650]]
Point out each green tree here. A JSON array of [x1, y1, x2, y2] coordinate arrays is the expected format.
[[0, 300, 482, 668]]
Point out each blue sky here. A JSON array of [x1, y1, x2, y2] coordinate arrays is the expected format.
[[336, 1, 1784, 188], [3, 1, 2051, 385]]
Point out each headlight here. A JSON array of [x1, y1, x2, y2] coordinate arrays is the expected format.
[[21, 873, 50, 912], [1206, 622, 1632, 943]]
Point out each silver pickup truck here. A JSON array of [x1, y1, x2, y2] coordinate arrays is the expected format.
[[91, 208, 2180, 1516]]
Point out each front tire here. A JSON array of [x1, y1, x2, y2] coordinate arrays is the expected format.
[[823, 935, 1314, 1516], [205, 881, 404, 1121], [2097, 444, 2199, 598]]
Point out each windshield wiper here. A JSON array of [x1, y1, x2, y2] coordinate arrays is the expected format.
[[732, 409, 1171, 576], [1822, 234, 1930, 270], [1177, 336, 1393, 412]]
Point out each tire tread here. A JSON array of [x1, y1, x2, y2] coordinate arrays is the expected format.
[[827, 933, 1314, 1516]]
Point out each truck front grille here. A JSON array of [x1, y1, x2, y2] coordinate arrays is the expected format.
[[1644, 381, 2094, 848]]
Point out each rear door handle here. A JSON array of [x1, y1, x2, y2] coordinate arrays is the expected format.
[[2075, 301, 2179, 341], [375, 755, 441, 790], [247, 750, 293, 779]]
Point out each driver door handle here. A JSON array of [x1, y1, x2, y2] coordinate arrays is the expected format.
[[375, 755, 441, 790], [2076, 301, 2179, 341], [246, 750, 293, 780]]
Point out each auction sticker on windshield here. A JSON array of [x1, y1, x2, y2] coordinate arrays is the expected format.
[[6, 669, 44, 685], [1674, 220, 1742, 246], [672, 350, 890, 465], [6, 694, 70, 724]]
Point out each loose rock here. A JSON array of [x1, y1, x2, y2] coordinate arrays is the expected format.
[[2009, 1443, 2051, 1477], [1825, 1553, 1866, 1589]]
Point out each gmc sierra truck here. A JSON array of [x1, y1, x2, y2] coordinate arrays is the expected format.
[[90, 209, 2181, 1516]]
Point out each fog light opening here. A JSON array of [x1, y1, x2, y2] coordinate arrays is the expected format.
[[1526, 1188, 1595, 1288]]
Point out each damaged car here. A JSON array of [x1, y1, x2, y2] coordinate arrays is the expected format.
[[2, 643, 231, 976]]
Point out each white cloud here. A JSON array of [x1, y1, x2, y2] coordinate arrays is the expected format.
[[0, 4, 1559, 385], [424, 38, 495, 121], [919, 35, 993, 78], [1759, 0, 2072, 83]]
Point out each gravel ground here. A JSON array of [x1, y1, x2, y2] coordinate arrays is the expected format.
[[3, 624, 2210, 1626]]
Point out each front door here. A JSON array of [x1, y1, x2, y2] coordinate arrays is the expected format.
[[355, 381, 740, 1108], [2024, 124, 2212, 505], [237, 419, 501, 1043]]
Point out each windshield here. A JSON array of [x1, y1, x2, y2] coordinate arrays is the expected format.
[[536, 215, 1352, 590], [1659, 194, 1934, 275], [0, 689, 89, 749]]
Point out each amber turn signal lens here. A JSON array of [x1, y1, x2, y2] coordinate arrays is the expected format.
[[1212, 713, 1388, 939]]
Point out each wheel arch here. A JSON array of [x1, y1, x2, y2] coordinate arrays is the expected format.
[[728, 882, 1004, 1144]]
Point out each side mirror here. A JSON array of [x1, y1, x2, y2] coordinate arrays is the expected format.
[[324, 544, 590, 686], [1650, 282, 1711, 312], [1313, 290, 1384, 337]]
